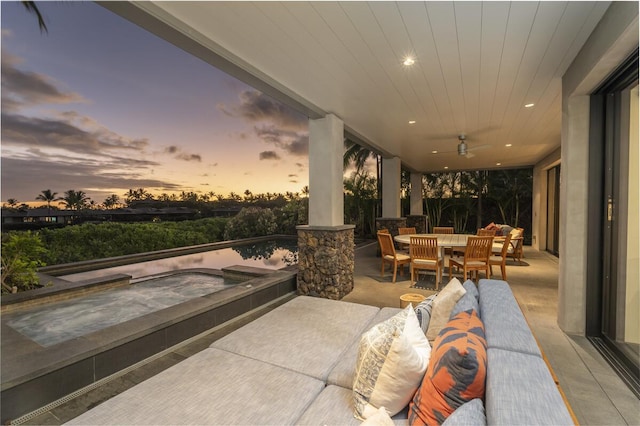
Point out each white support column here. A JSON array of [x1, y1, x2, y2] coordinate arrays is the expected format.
[[308, 114, 344, 227], [410, 172, 423, 215], [382, 157, 402, 218]]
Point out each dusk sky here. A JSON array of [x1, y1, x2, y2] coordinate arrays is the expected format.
[[1, 1, 313, 205]]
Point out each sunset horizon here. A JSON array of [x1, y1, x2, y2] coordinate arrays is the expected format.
[[1, 2, 321, 206]]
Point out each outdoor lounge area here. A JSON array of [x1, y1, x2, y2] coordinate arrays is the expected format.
[[16, 242, 639, 425], [2, 1, 638, 424]]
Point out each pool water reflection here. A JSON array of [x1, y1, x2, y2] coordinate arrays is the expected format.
[[60, 240, 297, 282]]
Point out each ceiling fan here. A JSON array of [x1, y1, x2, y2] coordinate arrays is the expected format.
[[431, 134, 489, 158]]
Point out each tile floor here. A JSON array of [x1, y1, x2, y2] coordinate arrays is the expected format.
[[19, 242, 640, 425]]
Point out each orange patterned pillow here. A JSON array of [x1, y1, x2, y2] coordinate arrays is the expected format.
[[409, 310, 487, 426]]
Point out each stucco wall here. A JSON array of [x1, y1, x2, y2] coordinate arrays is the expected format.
[[532, 148, 561, 251], [558, 2, 638, 335]]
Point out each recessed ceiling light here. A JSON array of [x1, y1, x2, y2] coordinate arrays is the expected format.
[[444, 166, 449, 170], [408, 120, 416, 124], [403, 57, 415, 66], [505, 144, 512, 147], [431, 150, 438, 154], [496, 162, 502, 166], [524, 103, 534, 108]]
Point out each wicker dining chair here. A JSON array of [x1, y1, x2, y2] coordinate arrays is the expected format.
[[377, 231, 410, 283], [448, 236, 493, 281], [409, 236, 443, 289]]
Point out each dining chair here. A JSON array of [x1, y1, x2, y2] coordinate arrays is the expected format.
[[377, 231, 410, 283], [508, 228, 525, 264], [409, 236, 442, 289], [432, 226, 454, 234], [489, 233, 512, 280], [448, 236, 493, 282], [397, 227, 417, 251], [477, 228, 497, 237]]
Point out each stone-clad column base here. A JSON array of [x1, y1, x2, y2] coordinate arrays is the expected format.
[[406, 215, 427, 234], [296, 225, 355, 300], [375, 217, 407, 236]]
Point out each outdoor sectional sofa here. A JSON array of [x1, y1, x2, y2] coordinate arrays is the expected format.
[[67, 279, 573, 425]]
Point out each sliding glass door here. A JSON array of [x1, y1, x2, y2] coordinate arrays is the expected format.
[[587, 51, 639, 396], [546, 165, 560, 256]]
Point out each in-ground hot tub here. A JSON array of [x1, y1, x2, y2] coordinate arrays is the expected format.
[[0, 236, 298, 424]]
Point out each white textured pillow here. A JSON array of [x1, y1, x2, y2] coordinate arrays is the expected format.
[[353, 306, 431, 419], [361, 406, 395, 426], [426, 277, 466, 341]]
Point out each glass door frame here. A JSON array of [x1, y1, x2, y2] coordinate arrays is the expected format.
[[546, 165, 560, 256], [586, 49, 639, 396]]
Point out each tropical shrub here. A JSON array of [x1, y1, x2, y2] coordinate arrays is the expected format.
[[272, 198, 308, 234], [1, 231, 48, 293], [39, 218, 228, 264], [223, 207, 277, 240]]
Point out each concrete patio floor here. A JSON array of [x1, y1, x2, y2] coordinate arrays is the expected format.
[[19, 241, 640, 425]]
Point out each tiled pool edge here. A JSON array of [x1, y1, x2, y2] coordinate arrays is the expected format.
[[0, 269, 297, 424]]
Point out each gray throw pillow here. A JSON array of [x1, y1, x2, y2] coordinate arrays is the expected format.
[[450, 283, 480, 319], [414, 294, 437, 333], [441, 398, 485, 425], [462, 280, 479, 301]]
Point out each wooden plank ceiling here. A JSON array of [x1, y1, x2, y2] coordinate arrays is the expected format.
[[111, 1, 610, 172]]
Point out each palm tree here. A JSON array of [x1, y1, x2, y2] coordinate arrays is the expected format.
[[36, 189, 62, 221], [61, 190, 89, 211], [344, 139, 382, 216], [102, 194, 121, 209], [21, 1, 48, 33], [343, 138, 376, 172], [4, 199, 19, 209]]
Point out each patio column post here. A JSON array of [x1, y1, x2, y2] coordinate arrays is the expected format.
[[376, 157, 406, 244], [409, 172, 423, 215], [382, 157, 402, 218], [297, 114, 354, 299], [408, 172, 427, 233]]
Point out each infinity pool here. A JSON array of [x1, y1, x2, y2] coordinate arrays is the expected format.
[[6, 272, 227, 347], [60, 240, 297, 282]]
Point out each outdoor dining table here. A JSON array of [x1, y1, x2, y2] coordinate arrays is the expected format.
[[393, 233, 471, 284], [393, 233, 471, 254]]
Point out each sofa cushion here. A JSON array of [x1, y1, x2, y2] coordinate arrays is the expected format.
[[327, 307, 402, 389], [410, 309, 487, 426], [211, 295, 380, 381], [478, 279, 541, 356], [414, 294, 437, 333], [426, 278, 466, 341], [353, 306, 431, 419], [66, 348, 325, 425], [485, 348, 574, 425], [442, 398, 485, 425], [462, 279, 479, 301], [450, 280, 480, 319]]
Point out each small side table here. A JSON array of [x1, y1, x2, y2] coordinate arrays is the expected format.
[[399, 293, 426, 309]]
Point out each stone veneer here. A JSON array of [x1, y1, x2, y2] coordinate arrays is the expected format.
[[375, 217, 407, 236], [406, 215, 427, 234], [296, 225, 355, 300]]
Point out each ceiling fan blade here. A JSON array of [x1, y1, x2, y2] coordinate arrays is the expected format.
[[468, 144, 490, 152], [464, 152, 476, 159]]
